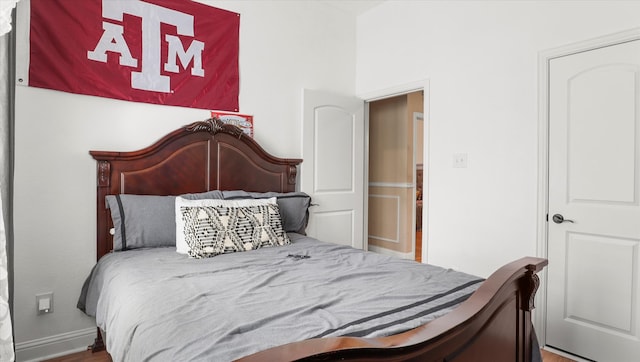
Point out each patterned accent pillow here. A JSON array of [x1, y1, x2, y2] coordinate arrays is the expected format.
[[175, 197, 290, 258]]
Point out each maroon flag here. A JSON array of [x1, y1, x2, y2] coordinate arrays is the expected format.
[[29, 0, 239, 111]]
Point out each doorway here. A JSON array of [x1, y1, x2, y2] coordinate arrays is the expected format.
[[367, 91, 424, 262]]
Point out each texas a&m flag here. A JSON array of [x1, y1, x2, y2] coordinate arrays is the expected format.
[[28, 0, 239, 111]]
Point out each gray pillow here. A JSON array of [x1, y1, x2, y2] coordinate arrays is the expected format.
[[106, 190, 224, 251], [181, 190, 224, 200], [221, 190, 311, 235]]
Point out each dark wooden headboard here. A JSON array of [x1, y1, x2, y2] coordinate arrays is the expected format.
[[90, 118, 302, 261]]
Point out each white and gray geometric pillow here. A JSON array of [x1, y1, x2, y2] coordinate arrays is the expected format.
[[176, 197, 290, 258]]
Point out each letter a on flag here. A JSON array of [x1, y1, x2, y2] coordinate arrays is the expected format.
[[28, 0, 240, 111]]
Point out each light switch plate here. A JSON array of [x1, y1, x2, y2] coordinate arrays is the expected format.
[[453, 153, 468, 168]]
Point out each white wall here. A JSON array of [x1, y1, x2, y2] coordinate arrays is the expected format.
[[356, 0, 640, 277], [12, 0, 356, 359]]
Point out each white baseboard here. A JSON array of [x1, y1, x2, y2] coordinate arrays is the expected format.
[[368, 244, 414, 260], [15, 327, 96, 362]]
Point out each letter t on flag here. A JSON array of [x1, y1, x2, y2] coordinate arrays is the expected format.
[[29, 0, 240, 111]]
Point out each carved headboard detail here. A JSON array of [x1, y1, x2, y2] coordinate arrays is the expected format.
[[90, 118, 302, 260]]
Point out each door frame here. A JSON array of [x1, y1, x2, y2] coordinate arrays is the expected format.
[[359, 79, 430, 262], [536, 26, 640, 347], [412, 112, 425, 260]]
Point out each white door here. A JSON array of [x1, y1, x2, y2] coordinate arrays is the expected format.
[[301, 89, 365, 250], [547, 39, 640, 361]]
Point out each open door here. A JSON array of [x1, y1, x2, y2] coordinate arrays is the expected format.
[[301, 89, 365, 250]]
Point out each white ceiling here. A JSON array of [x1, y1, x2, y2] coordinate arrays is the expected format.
[[318, 0, 385, 16]]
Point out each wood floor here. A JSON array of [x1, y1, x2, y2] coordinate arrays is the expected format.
[[541, 349, 576, 362], [415, 229, 422, 262], [44, 348, 575, 361], [43, 349, 111, 362]]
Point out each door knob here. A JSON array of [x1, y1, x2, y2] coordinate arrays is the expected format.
[[552, 214, 574, 224]]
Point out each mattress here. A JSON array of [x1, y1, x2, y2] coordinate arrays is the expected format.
[[78, 233, 483, 361]]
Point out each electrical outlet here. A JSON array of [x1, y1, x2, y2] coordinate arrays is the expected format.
[[36, 292, 54, 315], [453, 153, 468, 168]]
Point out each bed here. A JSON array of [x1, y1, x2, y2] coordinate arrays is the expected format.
[[79, 117, 547, 361]]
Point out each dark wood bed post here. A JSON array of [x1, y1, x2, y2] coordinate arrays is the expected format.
[[91, 161, 110, 352], [95, 160, 112, 261], [519, 264, 542, 361]]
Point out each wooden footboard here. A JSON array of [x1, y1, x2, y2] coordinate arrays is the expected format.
[[237, 257, 547, 362]]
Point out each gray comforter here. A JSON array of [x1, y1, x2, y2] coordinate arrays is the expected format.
[[79, 234, 483, 362]]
